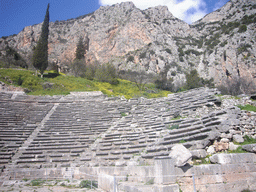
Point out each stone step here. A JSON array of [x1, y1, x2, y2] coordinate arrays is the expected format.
[[25, 145, 88, 151], [17, 159, 47, 164], [159, 132, 209, 146]]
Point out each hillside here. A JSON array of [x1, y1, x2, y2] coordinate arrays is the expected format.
[[0, 0, 255, 93]]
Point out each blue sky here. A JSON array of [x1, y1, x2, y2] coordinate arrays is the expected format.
[[0, 0, 229, 38]]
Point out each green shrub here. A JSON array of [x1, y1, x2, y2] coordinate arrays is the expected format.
[[121, 112, 127, 117], [17, 75, 23, 85], [184, 49, 202, 56], [242, 135, 256, 145], [238, 24, 247, 33], [22, 77, 39, 89], [31, 179, 45, 186], [139, 52, 147, 59], [237, 104, 256, 112], [71, 59, 86, 77], [220, 41, 228, 47], [165, 48, 172, 54], [241, 14, 256, 25], [171, 71, 176, 76], [95, 63, 119, 85], [145, 178, 154, 185], [224, 50, 227, 61], [228, 146, 247, 153], [149, 50, 155, 55], [185, 70, 202, 90], [85, 64, 96, 80], [79, 180, 97, 189], [159, 56, 164, 60], [155, 78, 174, 91], [184, 69, 214, 90], [178, 47, 184, 56], [241, 189, 254, 192], [237, 44, 252, 54], [168, 124, 179, 130], [193, 156, 211, 165], [127, 55, 134, 62], [179, 139, 186, 143]]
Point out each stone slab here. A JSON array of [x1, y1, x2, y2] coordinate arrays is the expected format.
[[210, 153, 256, 164]]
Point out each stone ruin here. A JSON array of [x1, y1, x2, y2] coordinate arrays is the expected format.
[[0, 87, 255, 192]]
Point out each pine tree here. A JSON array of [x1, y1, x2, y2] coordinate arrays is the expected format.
[[75, 37, 85, 60], [32, 3, 50, 77]]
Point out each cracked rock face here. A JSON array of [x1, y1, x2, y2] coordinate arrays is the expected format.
[[0, 0, 256, 90]]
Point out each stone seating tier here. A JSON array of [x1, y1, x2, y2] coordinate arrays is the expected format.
[[0, 88, 227, 170]]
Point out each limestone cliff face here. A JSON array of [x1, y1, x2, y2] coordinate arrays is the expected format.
[[0, 0, 255, 91]]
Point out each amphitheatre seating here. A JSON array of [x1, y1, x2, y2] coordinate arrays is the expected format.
[[0, 88, 224, 172], [0, 92, 13, 100], [0, 93, 54, 167], [91, 88, 220, 164], [15, 95, 122, 168]]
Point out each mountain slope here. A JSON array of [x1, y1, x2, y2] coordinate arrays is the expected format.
[[0, 0, 255, 93]]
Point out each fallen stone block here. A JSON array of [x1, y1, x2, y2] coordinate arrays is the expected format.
[[242, 144, 256, 153], [169, 144, 192, 167], [210, 153, 256, 164], [115, 160, 127, 167], [228, 142, 240, 151], [190, 149, 207, 159], [207, 145, 215, 155], [233, 134, 244, 143]]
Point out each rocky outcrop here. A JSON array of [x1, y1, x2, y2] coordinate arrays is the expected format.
[[0, 0, 256, 91]]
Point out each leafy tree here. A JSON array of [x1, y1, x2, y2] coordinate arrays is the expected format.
[[32, 3, 50, 77], [218, 76, 256, 95], [71, 59, 86, 77], [127, 55, 134, 63], [119, 70, 153, 91], [224, 50, 227, 61], [238, 24, 247, 33], [185, 69, 202, 90], [3, 45, 27, 68], [75, 36, 85, 60], [95, 63, 118, 85], [184, 69, 214, 90], [155, 65, 174, 91], [85, 64, 96, 80]]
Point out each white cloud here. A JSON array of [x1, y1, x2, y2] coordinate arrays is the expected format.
[[99, 0, 208, 23]]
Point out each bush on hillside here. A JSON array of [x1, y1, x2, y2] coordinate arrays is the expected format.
[[85, 64, 96, 80], [119, 69, 155, 91], [127, 55, 134, 63], [155, 65, 175, 91], [139, 52, 147, 59], [1, 46, 28, 68], [184, 69, 214, 90], [217, 77, 256, 96], [238, 24, 247, 33], [95, 63, 119, 85], [71, 59, 86, 77]]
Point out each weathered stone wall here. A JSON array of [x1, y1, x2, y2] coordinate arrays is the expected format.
[[115, 153, 256, 192]]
